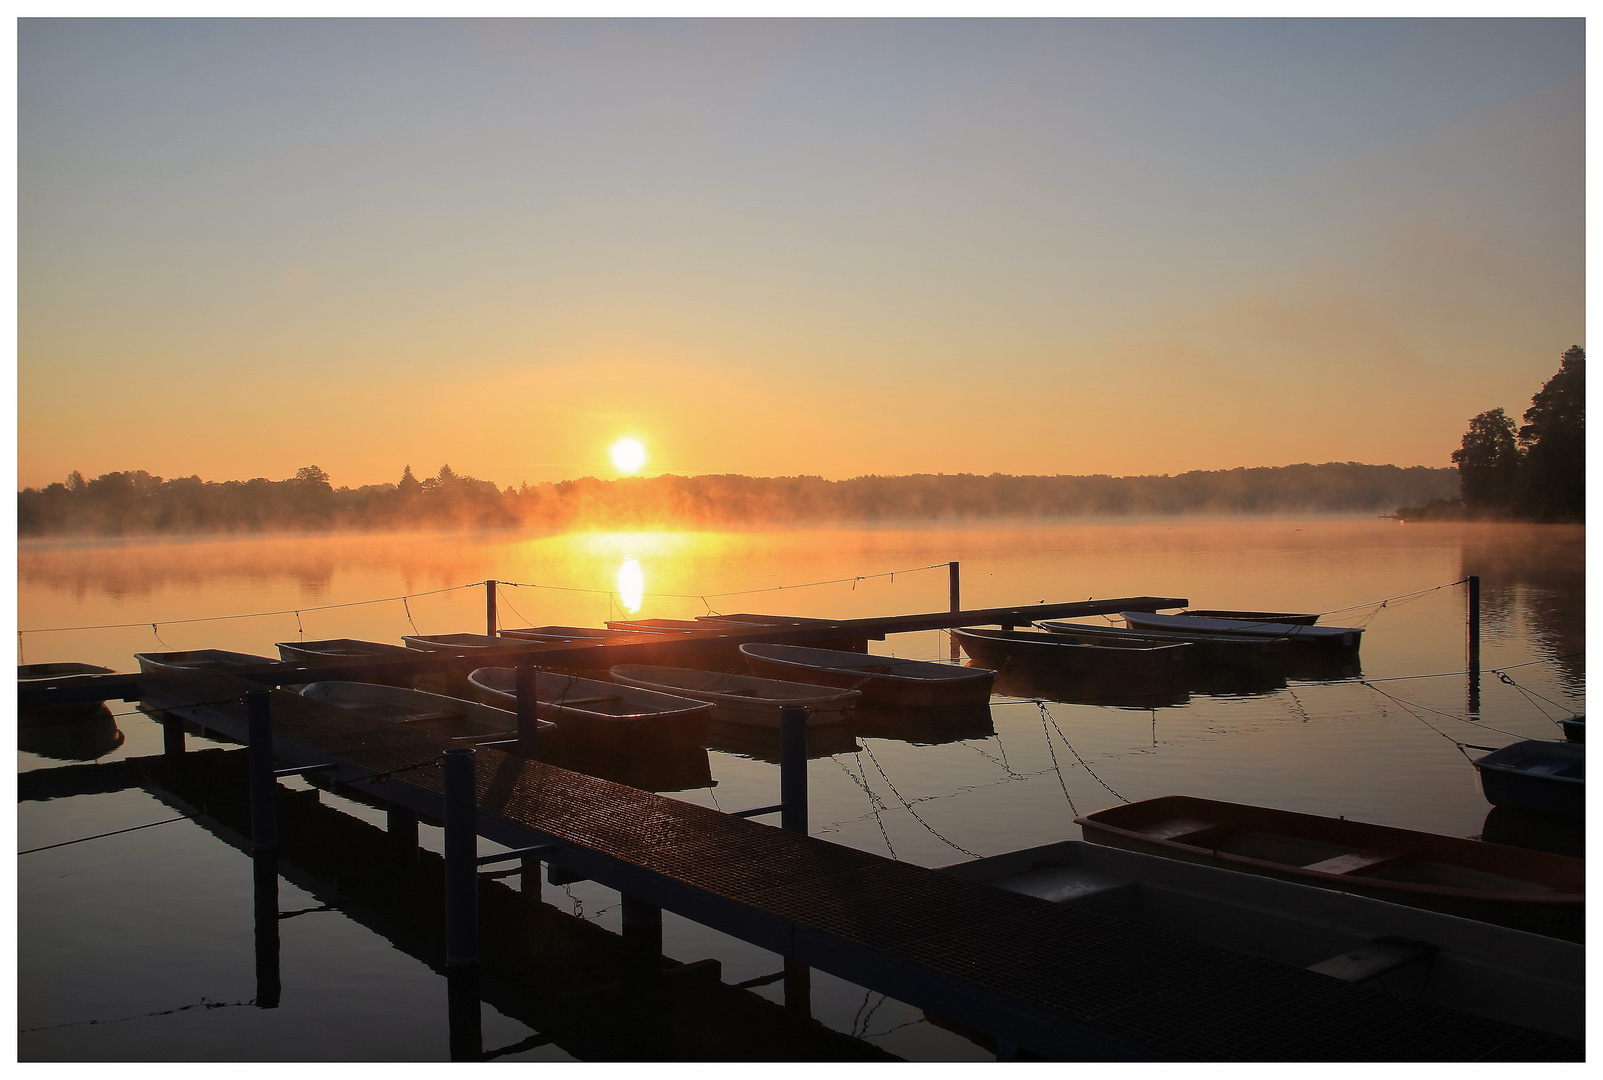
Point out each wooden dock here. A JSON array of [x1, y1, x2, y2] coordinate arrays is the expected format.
[[18, 596, 1584, 1060], [118, 673, 1579, 1060]]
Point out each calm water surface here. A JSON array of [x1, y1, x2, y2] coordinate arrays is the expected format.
[[16, 519, 1585, 1060]]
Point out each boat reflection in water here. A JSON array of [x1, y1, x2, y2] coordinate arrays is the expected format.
[[707, 717, 861, 762], [1481, 805, 1585, 860], [18, 703, 126, 761], [540, 744, 714, 794], [849, 701, 995, 745], [989, 661, 1190, 710]]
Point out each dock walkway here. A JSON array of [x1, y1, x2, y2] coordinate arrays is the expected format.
[[134, 670, 1581, 1061]]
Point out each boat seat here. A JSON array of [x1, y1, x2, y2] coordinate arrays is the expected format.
[[1307, 937, 1434, 983], [1302, 850, 1406, 876]]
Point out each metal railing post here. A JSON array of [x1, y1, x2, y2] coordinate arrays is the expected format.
[[516, 665, 540, 759], [949, 560, 961, 660], [1467, 575, 1481, 715], [780, 705, 809, 834], [443, 748, 479, 968], [246, 691, 277, 850]]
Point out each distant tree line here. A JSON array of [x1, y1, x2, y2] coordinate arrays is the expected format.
[[1399, 346, 1584, 523], [19, 461, 1457, 538]]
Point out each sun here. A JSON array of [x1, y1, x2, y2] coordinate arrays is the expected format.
[[610, 437, 647, 474]]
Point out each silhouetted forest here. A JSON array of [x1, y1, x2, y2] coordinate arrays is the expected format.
[[19, 462, 1455, 537], [1399, 346, 1584, 523]]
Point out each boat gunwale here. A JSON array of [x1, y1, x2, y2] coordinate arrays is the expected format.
[[1076, 795, 1583, 906], [738, 642, 996, 687], [609, 664, 862, 709]]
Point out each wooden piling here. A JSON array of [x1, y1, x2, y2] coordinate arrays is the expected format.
[[246, 691, 277, 850], [443, 748, 479, 968], [780, 705, 808, 835], [516, 665, 539, 760], [486, 580, 498, 638], [1468, 575, 1481, 715]]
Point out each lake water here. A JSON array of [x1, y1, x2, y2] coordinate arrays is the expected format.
[[16, 519, 1585, 1060]]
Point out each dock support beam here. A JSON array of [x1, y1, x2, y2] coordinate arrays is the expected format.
[[486, 580, 498, 638], [780, 706, 808, 835], [1467, 575, 1481, 716], [516, 665, 540, 760], [246, 691, 277, 851], [443, 748, 479, 968], [949, 561, 961, 660]]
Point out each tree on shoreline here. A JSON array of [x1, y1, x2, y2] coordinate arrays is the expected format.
[[1407, 345, 1585, 522]]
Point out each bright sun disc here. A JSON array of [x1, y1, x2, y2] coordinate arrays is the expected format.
[[611, 438, 647, 474]]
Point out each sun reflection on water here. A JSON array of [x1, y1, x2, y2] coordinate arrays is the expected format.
[[617, 557, 644, 613]]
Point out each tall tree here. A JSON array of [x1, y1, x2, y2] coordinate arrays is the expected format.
[[1516, 345, 1584, 520], [1451, 407, 1520, 513]]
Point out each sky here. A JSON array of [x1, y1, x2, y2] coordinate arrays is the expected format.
[[15, 18, 1587, 490]]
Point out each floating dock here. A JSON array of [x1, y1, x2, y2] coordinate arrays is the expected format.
[[18, 598, 1584, 1060]]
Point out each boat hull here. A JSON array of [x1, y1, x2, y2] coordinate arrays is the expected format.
[[1077, 795, 1583, 941], [739, 643, 996, 707], [1474, 740, 1583, 821], [609, 664, 860, 725], [955, 627, 1190, 679], [1121, 611, 1363, 649], [470, 668, 713, 754], [941, 839, 1584, 1039]]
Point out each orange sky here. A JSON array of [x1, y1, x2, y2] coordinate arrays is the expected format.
[[15, 20, 1585, 491]]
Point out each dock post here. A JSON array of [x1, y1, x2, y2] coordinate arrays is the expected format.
[[162, 714, 186, 756], [246, 691, 277, 850], [783, 958, 812, 1017], [387, 804, 419, 864], [516, 665, 540, 760], [621, 894, 664, 979], [486, 580, 498, 638], [1467, 575, 1481, 715], [780, 705, 808, 835], [443, 748, 479, 968], [949, 561, 961, 660], [253, 848, 281, 1009]]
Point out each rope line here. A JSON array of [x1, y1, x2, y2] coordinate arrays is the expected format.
[[856, 741, 980, 859], [1038, 702, 1128, 804], [20, 582, 482, 635], [1318, 578, 1469, 618], [502, 560, 951, 602]]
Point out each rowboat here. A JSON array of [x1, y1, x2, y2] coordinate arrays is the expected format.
[[135, 649, 276, 673], [19, 662, 118, 723], [300, 680, 549, 745], [1076, 796, 1583, 940], [1037, 619, 1292, 670], [468, 667, 713, 754], [277, 638, 413, 663], [954, 627, 1190, 679], [1120, 611, 1363, 649], [402, 633, 513, 651], [274, 638, 420, 687], [739, 643, 996, 707], [1180, 609, 1320, 625], [499, 626, 638, 641], [608, 664, 860, 725], [1473, 740, 1583, 822], [1559, 715, 1584, 743], [940, 839, 1583, 1039]]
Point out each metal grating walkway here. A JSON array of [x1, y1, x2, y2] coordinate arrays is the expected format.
[[142, 673, 1583, 1061]]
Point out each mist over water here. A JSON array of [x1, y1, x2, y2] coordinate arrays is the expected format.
[[17, 518, 1584, 1060]]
